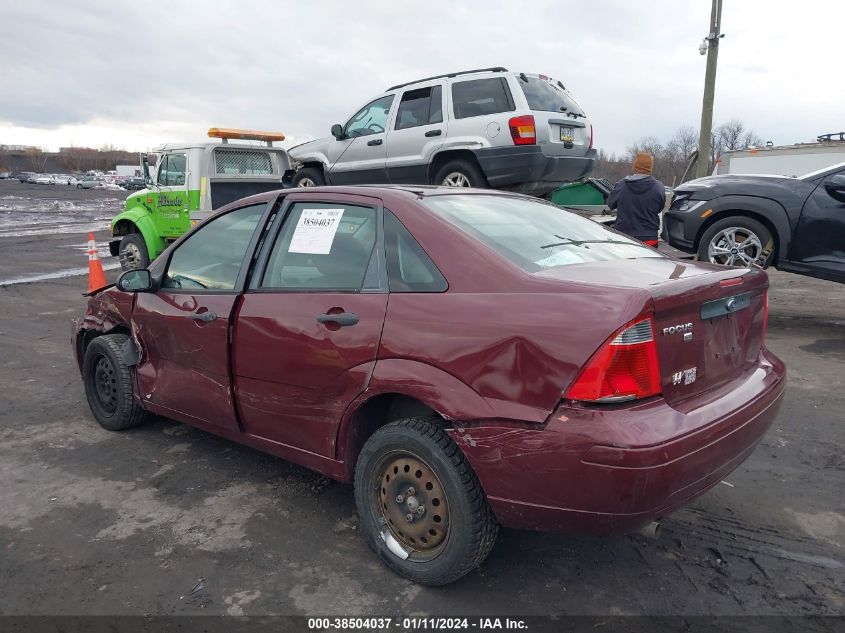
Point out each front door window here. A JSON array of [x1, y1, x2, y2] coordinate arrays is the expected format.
[[163, 204, 266, 291], [345, 96, 394, 138]]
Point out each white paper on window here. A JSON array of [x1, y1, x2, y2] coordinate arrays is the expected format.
[[288, 208, 345, 254]]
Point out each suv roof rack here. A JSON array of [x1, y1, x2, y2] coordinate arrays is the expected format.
[[387, 67, 508, 91]]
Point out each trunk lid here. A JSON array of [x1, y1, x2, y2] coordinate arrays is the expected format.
[[651, 268, 768, 405]]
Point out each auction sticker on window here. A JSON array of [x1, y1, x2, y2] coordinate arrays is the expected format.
[[289, 208, 345, 254]]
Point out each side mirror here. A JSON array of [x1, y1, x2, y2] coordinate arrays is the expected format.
[[823, 174, 845, 203], [116, 269, 152, 293], [141, 153, 153, 188], [331, 124, 344, 140]]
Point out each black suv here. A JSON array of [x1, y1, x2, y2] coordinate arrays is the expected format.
[[663, 162, 845, 283]]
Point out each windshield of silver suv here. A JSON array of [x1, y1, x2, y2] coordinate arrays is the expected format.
[[519, 75, 584, 116], [423, 195, 659, 272]]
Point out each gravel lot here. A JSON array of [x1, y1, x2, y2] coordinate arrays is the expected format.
[[0, 180, 842, 619]]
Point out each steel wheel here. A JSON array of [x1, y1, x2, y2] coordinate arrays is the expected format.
[[707, 226, 765, 267], [376, 452, 450, 557], [93, 355, 119, 414], [120, 242, 143, 269], [296, 177, 316, 187], [441, 172, 471, 187]]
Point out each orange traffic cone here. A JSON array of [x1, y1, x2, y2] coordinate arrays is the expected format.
[[87, 232, 108, 292]]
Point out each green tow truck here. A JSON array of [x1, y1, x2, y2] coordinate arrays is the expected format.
[[110, 128, 291, 270]]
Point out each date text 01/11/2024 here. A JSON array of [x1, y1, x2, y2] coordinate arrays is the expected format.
[[306, 617, 528, 630]]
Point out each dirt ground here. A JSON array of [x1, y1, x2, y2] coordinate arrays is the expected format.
[[0, 180, 842, 618]]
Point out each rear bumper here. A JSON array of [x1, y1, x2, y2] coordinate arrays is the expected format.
[[475, 146, 597, 196], [448, 348, 786, 535]]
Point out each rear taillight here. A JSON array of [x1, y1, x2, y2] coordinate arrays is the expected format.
[[565, 317, 662, 403], [509, 115, 536, 145], [588, 124, 593, 150]]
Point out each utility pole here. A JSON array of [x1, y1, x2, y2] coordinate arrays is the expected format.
[[695, 0, 723, 179]]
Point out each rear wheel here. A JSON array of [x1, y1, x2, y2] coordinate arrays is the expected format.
[[354, 417, 498, 586], [118, 233, 150, 271], [433, 160, 487, 188], [292, 167, 326, 187], [82, 334, 148, 431], [698, 216, 774, 268]]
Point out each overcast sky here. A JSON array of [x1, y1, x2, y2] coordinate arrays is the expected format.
[[1, 1, 842, 155]]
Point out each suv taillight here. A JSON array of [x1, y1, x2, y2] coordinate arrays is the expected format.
[[509, 115, 536, 145], [565, 317, 662, 403]]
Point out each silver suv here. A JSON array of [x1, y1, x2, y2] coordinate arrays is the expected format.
[[287, 67, 596, 196]]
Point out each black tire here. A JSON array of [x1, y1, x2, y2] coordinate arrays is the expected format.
[[292, 167, 326, 188], [118, 233, 150, 271], [82, 334, 148, 431], [433, 159, 488, 188], [354, 417, 498, 586], [697, 216, 774, 268], [76, 184, 82, 188]]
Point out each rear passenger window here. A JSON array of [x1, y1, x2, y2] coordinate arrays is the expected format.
[[395, 85, 443, 130], [261, 203, 377, 291], [452, 78, 514, 119], [384, 210, 447, 292]]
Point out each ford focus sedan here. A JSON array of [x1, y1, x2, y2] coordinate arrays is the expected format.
[[72, 186, 785, 586]]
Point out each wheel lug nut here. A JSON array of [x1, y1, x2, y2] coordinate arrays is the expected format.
[[416, 505, 425, 515], [407, 487, 415, 495], [405, 513, 414, 523], [395, 494, 404, 503]]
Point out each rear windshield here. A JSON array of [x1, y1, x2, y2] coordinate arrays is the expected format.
[[518, 75, 583, 115], [422, 195, 660, 272], [214, 150, 274, 175]]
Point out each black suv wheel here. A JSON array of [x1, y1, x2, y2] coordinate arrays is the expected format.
[[698, 216, 774, 268]]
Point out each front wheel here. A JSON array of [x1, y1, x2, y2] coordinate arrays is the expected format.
[[292, 167, 326, 188], [82, 334, 148, 431], [354, 418, 498, 586], [118, 233, 150, 271], [698, 216, 774, 268]]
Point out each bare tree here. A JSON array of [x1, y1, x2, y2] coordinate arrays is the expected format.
[[590, 119, 765, 185], [717, 119, 747, 151], [28, 148, 49, 172]]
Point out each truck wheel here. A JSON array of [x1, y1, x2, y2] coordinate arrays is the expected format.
[[434, 160, 488, 188], [698, 216, 774, 268], [354, 417, 498, 586], [82, 334, 148, 432], [292, 167, 326, 187], [76, 184, 82, 189], [119, 233, 150, 271]]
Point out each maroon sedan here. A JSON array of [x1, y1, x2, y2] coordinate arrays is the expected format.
[[73, 186, 785, 585]]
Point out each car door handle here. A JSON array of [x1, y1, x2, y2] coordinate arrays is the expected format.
[[316, 312, 359, 327], [367, 139, 383, 146], [425, 129, 442, 137], [189, 311, 217, 322]]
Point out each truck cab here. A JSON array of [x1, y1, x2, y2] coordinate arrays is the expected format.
[[110, 128, 290, 270]]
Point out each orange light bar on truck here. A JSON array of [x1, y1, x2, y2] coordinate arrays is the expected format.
[[207, 128, 286, 142]]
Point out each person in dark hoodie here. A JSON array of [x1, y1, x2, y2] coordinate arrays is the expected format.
[[607, 152, 665, 247]]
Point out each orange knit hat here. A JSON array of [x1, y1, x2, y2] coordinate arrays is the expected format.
[[632, 152, 654, 175]]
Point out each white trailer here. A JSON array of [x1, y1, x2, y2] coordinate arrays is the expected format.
[[115, 164, 142, 178], [715, 134, 845, 177]]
